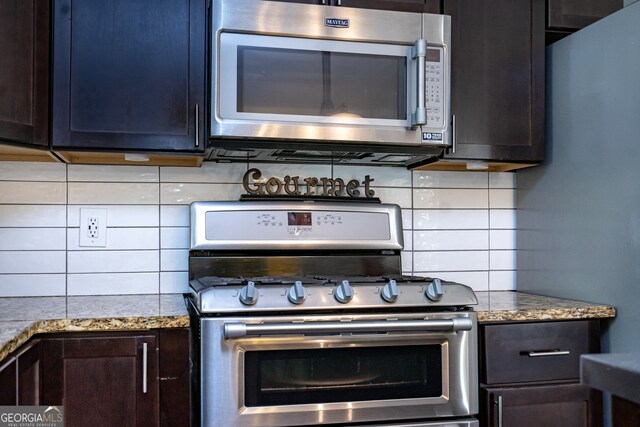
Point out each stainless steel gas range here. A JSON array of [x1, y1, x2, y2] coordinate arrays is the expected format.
[[186, 200, 479, 427]]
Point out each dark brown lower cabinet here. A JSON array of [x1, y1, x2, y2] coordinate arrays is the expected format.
[[38, 329, 189, 427], [612, 396, 640, 427], [481, 382, 602, 427], [17, 340, 41, 405], [0, 356, 17, 405], [43, 334, 158, 427]]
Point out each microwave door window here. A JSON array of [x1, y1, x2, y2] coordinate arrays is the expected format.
[[236, 46, 407, 121]]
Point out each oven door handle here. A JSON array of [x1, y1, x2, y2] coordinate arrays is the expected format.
[[223, 318, 473, 339]]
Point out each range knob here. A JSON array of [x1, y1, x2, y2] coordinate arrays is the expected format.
[[425, 278, 444, 301], [239, 281, 259, 305], [334, 280, 354, 304], [381, 279, 400, 303], [287, 280, 307, 305]]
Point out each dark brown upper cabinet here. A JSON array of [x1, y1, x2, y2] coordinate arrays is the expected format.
[[442, 0, 545, 165], [0, 0, 49, 148], [51, 0, 206, 154], [546, 0, 623, 45]]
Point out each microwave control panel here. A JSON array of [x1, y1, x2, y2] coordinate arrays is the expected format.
[[424, 46, 445, 131]]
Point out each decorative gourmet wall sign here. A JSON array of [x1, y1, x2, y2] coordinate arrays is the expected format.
[[242, 168, 375, 198]]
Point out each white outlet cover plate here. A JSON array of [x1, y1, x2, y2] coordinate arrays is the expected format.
[[79, 208, 107, 247]]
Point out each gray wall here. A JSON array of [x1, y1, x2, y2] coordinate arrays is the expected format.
[[517, 1, 640, 354]]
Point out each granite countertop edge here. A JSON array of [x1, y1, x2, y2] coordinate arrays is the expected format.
[[0, 291, 616, 364]]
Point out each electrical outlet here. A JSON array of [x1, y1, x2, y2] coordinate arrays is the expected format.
[[80, 208, 107, 247]]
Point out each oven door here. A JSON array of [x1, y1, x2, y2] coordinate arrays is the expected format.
[[211, 0, 450, 148], [200, 312, 477, 427]]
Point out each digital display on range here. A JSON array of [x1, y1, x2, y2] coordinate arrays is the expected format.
[[287, 212, 312, 226]]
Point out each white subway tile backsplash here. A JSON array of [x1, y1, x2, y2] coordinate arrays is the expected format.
[[489, 172, 516, 189], [0, 162, 66, 182], [489, 189, 516, 209], [68, 183, 159, 205], [413, 230, 488, 251], [401, 251, 413, 273], [414, 189, 488, 209], [0, 229, 66, 251], [489, 270, 516, 290], [372, 187, 412, 208], [67, 250, 159, 273], [413, 251, 489, 272], [68, 165, 159, 182], [67, 205, 159, 227], [160, 271, 189, 293], [160, 205, 190, 227], [0, 163, 519, 296], [0, 182, 66, 204], [160, 183, 243, 204], [414, 171, 487, 189], [333, 165, 411, 187], [67, 228, 159, 251], [161, 163, 248, 183], [402, 231, 412, 251], [413, 210, 489, 230], [402, 210, 412, 229], [490, 250, 516, 270], [0, 251, 66, 274], [0, 274, 66, 297], [490, 230, 516, 250], [67, 272, 159, 295], [0, 205, 66, 227], [490, 210, 516, 230], [160, 249, 189, 271], [160, 227, 190, 249]]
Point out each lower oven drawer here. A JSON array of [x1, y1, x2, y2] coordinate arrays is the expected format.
[[481, 320, 600, 384]]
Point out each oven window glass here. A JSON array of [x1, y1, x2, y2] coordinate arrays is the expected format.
[[237, 46, 407, 120], [244, 345, 442, 406]]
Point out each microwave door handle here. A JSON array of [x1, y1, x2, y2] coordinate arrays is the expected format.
[[410, 39, 427, 128], [224, 318, 473, 339]]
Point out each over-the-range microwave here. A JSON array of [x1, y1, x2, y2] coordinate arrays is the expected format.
[[208, 0, 452, 167]]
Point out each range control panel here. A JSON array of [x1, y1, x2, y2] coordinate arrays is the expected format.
[[205, 210, 390, 240]]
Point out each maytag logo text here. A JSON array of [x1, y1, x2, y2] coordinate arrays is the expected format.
[[325, 17, 349, 28]]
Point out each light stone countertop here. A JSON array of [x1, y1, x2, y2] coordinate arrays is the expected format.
[[0, 291, 615, 363]]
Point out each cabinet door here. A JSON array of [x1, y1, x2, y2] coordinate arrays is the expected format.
[[0, 357, 17, 405], [42, 334, 158, 427], [443, 0, 545, 163], [482, 383, 602, 427], [0, 0, 49, 147], [52, 0, 206, 153], [547, 0, 623, 31]]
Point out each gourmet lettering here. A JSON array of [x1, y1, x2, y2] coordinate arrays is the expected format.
[[242, 168, 375, 198]]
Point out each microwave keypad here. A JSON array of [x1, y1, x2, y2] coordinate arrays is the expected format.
[[425, 47, 444, 129]]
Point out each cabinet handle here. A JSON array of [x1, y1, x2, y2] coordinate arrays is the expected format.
[[337, 0, 342, 5], [527, 350, 571, 357], [142, 343, 148, 394], [450, 114, 456, 154], [493, 395, 503, 427], [195, 104, 200, 148], [321, 0, 326, 4]]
